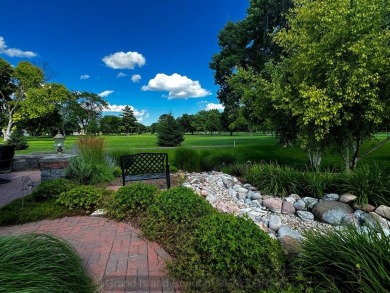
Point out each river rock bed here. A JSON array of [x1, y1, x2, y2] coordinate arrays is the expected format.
[[182, 171, 390, 252]]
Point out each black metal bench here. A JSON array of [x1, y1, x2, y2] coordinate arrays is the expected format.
[[120, 153, 170, 189]]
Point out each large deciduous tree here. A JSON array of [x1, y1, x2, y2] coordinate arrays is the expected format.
[[0, 58, 70, 141], [209, 0, 292, 134], [177, 113, 196, 134], [272, 0, 390, 170], [100, 115, 122, 134], [62, 91, 108, 135]]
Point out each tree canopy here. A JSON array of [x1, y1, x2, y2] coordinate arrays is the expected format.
[[156, 113, 184, 147], [121, 106, 137, 135], [224, 0, 390, 170], [0, 58, 71, 140], [209, 0, 292, 131]]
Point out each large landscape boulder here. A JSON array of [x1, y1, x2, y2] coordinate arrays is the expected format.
[[263, 197, 283, 213], [312, 201, 353, 225], [375, 205, 390, 221]]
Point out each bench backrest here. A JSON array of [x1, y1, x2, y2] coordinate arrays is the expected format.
[[120, 153, 168, 175]]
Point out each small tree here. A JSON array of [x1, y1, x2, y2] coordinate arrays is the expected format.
[[121, 106, 137, 135], [156, 113, 184, 147], [4, 129, 29, 150]]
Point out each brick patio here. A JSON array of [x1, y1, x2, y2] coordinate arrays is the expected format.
[[0, 216, 181, 292], [0, 171, 181, 292], [0, 170, 41, 207]]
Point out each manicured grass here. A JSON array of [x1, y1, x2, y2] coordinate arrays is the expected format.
[[2, 132, 389, 170]]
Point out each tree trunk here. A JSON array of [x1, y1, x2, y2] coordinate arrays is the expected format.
[[307, 147, 322, 171], [3, 116, 13, 142]]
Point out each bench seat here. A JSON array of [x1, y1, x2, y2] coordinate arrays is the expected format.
[[120, 153, 170, 189]]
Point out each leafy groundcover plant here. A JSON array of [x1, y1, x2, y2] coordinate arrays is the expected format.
[[169, 212, 286, 292], [106, 182, 159, 220], [57, 185, 104, 210], [0, 233, 96, 293], [141, 186, 215, 253]]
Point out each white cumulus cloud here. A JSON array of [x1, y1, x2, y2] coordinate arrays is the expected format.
[[206, 103, 224, 111], [98, 90, 114, 98], [102, 51, 145, 69], [131, 74, 142, 83], [80, 74, 90, 80], [0, 36, 37, 58], [141, 73, 211, 99], [102, 104, 147, 122], [117, 72, 127, 78]]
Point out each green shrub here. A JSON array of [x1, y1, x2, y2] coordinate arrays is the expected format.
[[4, 129, 29, 150], [0, 233, 96, 292], [57, 185, 103, 210], [113, 166, 122, 177], [295, 225, 390, 293], [31, 178, 77, 201], [341, 164, 390, 205], [169, 213, 285, 292], [245, 163, 299, 196], [107, 183, 159, 220], [141, 186, 215, 253], [174, 147, 201, 172]]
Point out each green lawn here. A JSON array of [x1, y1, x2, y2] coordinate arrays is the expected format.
[[2, 132, 389, 170]]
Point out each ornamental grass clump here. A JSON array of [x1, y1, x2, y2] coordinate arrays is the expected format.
[[169, 212, 286, 292], [201, 149, 240, 171], [294, 225, 390, 293], [174, 147, 202, 172], [66, 136, 116, 184], [0, 233, 96, 293], [340, 163, 390, 206], [297, 171, 340, 198], [245, 163, 300, 196]]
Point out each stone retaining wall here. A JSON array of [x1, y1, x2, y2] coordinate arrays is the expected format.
[[13, 154, 43, 171], [12, 153, 75, 182]]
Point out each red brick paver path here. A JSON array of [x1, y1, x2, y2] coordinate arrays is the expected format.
[[0, 216, 181, 293], [0, 170, 41, 207]]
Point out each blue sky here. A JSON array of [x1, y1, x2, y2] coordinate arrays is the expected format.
[[0, 0, 248, 125]]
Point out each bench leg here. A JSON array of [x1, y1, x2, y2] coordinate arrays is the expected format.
[[166, 175, 170, 189]]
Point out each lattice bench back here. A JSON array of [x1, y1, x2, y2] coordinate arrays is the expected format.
[[120, 153, 170, 189]]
